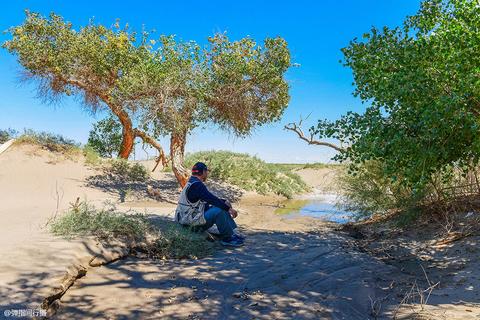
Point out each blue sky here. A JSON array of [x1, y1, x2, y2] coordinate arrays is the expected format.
[[0, 0, 420, 163]]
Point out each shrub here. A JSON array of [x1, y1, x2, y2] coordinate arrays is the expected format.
[[50, 200, 214, 259], [108, 159, 149, 182], [337, 161, 420, 220], [87, 116, 123, 158], [83, 144, 101, 166], [50, 200, 151, 240], [185, 150, 309, 198]]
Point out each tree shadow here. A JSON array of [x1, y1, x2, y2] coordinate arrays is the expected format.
[[46, 227, 409, 320], [85, 172, 243, 205]]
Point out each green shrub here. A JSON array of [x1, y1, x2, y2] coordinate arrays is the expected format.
[[337, 160, 429, 221], [185, 150, 310, 198], [51, 200, 214, 259], [108, 159, 149, 182], [83, 144, 101, 166], [87, 116, 123, 158], [50, 200, 151, 240], [15, 129, 80, 153]]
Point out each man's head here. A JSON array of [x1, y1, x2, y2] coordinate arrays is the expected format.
[[191, 162, 209, 181]]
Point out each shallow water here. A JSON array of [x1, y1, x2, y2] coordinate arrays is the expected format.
[[275, 194, 354, 223]]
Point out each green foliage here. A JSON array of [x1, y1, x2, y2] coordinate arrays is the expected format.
[[107, 159, 149, 182], [185, 151, 310, 198], [82, 144, 101, 166], [270, 162, 341, 171], [337, 161, 424, 220], [4, 12, 292, 169], [15, 129, 80, 153], [122, 33, 292, 139], [87, 116, 123, 158], [0, 128, 17, 144], [51, 200, 214, 258], [50, 200, 151, 240], [311, 0, 480, 192]]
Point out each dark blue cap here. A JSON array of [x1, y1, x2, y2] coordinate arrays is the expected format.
[[192, 162, 208, 175]]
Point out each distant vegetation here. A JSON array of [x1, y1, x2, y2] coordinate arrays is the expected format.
[[185, 151, 310, 198], [0, 128, 16, 144], [87, 116, 123, 158], [15, 129, 81, 154]]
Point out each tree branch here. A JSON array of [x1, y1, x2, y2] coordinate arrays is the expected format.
[[133, 128, 169, 172], [284, 121, 344, 152]]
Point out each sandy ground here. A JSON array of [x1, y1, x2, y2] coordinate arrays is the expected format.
[[51, 189, 404, 320], [344, 213, 480, 320], [1, 144, 478, 319]]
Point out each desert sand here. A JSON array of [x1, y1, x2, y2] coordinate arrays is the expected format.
[[1, 143, 479, 319]]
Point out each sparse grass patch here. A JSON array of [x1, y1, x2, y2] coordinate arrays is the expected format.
[[149, 224, 214, 259], [83, 145, 102, 166], [50, 200, 215, 259], [185, 150, 310, 198], [15, 129, 81, 155], [50, 200, 151, 240]]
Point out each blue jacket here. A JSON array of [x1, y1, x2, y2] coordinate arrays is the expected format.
[[186, 176, 231, 212]]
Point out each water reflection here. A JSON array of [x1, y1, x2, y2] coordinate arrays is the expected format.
[[275, 194, 353, 223]]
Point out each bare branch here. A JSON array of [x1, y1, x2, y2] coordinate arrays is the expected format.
[[133, 129, 169, 172], [284, 121, 344, 152]]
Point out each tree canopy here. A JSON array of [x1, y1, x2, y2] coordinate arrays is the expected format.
[[3, 11, 291, 186], [310, 0, 480, 187]]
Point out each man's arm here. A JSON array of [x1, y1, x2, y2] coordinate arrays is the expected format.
[[187, 182, 231, 211]]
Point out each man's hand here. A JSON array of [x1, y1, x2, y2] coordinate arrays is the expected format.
[[228, 208, 238, 219]]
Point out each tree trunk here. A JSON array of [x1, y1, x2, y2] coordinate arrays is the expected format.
[[170, 130, 189, 187], [109, 106, 135, 159]]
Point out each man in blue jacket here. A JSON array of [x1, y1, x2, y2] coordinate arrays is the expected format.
[[175, 162, 244, 247]]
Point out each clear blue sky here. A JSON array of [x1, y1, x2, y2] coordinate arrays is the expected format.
[[0, 0, 420, 163]]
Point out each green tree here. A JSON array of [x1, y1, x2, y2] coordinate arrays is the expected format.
[[2, 12, 167, 161], [4, 12, 291, 187], [121, 34, 291, 186], [295, 0, 480, 190], [87, 116, 123, 158]]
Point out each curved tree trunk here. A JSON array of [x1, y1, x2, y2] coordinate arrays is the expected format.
[[110, 106, 135, 159], [170, 130, 189, 188]]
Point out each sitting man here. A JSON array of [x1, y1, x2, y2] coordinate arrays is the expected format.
[[175, 162, 244, 247]]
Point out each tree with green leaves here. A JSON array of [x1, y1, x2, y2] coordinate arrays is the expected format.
[[4, 12, 291, 187], [290, 0, 480, 190], [87, 116, 123, 158], [3, 11, 167, 163], [126, 33, 291, 186]]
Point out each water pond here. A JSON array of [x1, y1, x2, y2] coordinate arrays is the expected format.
[[274, 194, 354, 223]]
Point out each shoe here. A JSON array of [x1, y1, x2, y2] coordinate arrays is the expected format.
[[233, 233, 246, 241], [220, 236, 244, 247], [233, 229, 246, 240]]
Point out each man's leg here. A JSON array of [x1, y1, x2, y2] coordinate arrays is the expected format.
[[204, 206, 234, 239]]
